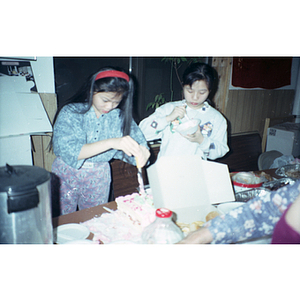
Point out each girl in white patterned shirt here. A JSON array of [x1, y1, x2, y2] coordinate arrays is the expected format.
[[139, 63, 229, 160]]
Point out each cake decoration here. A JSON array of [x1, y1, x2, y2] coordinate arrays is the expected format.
[[81, 190, 156, 244]]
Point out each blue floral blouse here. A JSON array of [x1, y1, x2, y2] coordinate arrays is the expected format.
[[53, 103, 148, 169], [205, 179, 300, 243]]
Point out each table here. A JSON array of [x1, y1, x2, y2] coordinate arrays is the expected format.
[[52, 201, 117, 240], [52, 168, 281, 240]]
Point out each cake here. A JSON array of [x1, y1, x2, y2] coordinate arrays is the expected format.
[[115, 192, 156, 228], [81, 191, 156, 244]]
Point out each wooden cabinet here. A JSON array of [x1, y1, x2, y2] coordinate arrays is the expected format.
[[32, 93, 57, 172]]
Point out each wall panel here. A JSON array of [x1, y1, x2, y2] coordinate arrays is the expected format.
[[225, 89, 295, 137]]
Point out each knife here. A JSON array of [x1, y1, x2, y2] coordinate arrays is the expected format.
[[135, 157, 145, 194]]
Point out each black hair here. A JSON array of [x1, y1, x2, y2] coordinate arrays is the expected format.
[[49, 67, 133, 151], [57, 67, 133, 133], [182, 62, 215, 92]]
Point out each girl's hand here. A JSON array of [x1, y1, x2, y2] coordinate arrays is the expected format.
[[177, 227, 213, 244], [112, 136, 150, 166], [181, 125, 204, 144], [166, 105, 186, 123], [135, 145, 150, 168], [113, 136, 140, 157]]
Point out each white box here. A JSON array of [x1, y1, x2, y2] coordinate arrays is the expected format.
[[146, 155, 235, 223], [266, 122, 300, 157]]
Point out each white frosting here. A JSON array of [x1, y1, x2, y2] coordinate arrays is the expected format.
[[81, 192, 156, 244]]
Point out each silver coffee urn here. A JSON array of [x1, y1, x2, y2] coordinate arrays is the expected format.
[[0, 164, 53, 244]]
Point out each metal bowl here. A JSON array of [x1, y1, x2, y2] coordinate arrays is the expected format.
[[234, 188, 269, 202], [262, 177, 295, 190]]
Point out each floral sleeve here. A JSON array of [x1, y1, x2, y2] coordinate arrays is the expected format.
[[205, 180, 300, 244]]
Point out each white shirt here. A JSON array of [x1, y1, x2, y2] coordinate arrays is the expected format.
[[139, 100, 229, 160]]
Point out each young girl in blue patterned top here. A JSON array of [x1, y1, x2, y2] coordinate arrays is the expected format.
[[51, 67, 150, 215]]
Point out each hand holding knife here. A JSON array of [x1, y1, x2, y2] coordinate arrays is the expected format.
[[135, 156, 145, 194]]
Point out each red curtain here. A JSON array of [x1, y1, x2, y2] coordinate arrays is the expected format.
[[232, 57, 292, 89]]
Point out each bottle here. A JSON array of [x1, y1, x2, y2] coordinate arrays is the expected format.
[[141, 208, 184, 244]]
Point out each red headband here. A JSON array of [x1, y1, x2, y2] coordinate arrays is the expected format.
[[95, 70, 130, 82]]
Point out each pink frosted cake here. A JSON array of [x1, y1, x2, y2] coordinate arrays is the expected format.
[[115, 192, 155, 228], [81, 191, 156, 244]]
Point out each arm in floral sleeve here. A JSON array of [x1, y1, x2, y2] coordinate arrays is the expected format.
[[206, 180, 300, 244]]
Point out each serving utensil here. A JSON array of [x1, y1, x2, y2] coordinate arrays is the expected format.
[[184, 103, 190, 120], [135, 157, 145, 194], [103, 206, 115, 213]]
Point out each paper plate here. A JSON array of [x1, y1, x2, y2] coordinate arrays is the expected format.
[[64, 239, 95, 244], [54, 223, 90, 244]]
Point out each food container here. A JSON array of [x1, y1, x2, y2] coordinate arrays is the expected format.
[[147, 155, 235, 229], [176, 119, 200, 135], [262, 178, 295, 190], [232, 172, 263, 193], [171, 204, 221, 224], [234, 188, 269, 202], [275, 163, 300, 180]]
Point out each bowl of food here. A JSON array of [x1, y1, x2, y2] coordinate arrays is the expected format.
[[176, 119, 200, 135], [232, 172, 263, 193]]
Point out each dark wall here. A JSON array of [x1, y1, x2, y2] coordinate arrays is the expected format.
[[54, 57, 129, 109], [137, 57, 184, 119], [53, 56, 207, 123]]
